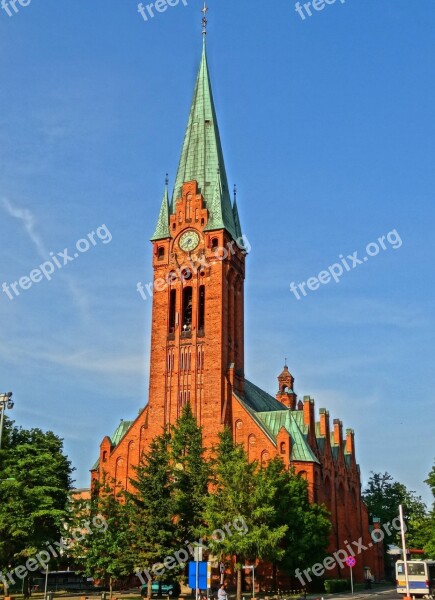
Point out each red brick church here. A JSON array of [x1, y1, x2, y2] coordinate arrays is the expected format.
[[91, 27, 384, 585]]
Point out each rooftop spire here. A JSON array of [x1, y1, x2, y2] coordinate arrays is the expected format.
[[171, 30, 240, 240], [201, 1, 208, 42], [151, 174, 170, 241]]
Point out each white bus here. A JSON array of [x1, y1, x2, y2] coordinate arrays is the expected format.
[[396, 560, 435, 598]]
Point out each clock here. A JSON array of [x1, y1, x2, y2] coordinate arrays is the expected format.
[[179, 230, 200, 252]]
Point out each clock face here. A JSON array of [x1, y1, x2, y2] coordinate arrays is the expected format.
[[179, 230, 200, 252]]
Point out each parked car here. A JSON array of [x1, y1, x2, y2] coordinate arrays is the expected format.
[[141, 581, 181, 597]]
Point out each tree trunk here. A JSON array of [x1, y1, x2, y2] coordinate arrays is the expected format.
[[147, 578, 152, 599], [236, 568, 242, 600], [272, 563, 277, 593], [110, 576, 113, 600]]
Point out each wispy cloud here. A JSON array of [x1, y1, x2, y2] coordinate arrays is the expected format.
[[1, 197, 90, 317], [0, 332, 145, 377], [2, 197, 47, 258]]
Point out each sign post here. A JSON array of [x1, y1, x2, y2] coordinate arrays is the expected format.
[[345, 556, 356, 595], [219, 561, 225, 585], [399, 504, 411, 600], [244, 566, 255, 599], [194, 547, 203, 600], [207, 562, 211, 599]]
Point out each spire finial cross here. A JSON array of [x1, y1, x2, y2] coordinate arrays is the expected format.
[[202, 1, 208, 41], [165, 173, 169, 188]]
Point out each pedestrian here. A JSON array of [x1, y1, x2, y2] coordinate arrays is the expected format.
[[218, 584, 228, 600]]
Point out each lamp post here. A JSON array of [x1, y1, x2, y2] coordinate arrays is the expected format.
[[0, 392, 14, 450], [399, 504, 411, 600]]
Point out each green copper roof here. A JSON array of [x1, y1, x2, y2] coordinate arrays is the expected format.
[[111, 420, 133, 446], [151, 184, 170, 241], [244, 379, 287, 412], [256, 410, 320, 464], [90, 420, 133, 471], [171, 45, 239, 240], [234, 380, 320, 464]]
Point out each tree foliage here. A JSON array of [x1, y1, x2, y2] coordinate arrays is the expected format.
[[68, 476, 133, 598], [408, 462, 435, 558], [261, 457, 330, 576], [202, 429, 330, 600], [68, 417, 331, 598], [363, 471, 427, 547], [0, 417, 73, 570], [126, 431, 178, 598], [170, 403, 209, 543]]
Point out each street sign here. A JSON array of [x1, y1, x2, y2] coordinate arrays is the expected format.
[[346, 556, 356, 568], [346, 556, 356, 595], [188, 561, 210, 590]]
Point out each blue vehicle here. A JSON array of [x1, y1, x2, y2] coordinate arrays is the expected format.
[[141, 581, 181, 597]]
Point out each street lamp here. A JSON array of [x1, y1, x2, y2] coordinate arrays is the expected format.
[[0, 392, 14, 450]]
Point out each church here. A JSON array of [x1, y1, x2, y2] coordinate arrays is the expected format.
[[91, 17, 384, 586]]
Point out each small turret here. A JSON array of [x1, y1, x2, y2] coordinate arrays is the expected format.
[[276, 363, 297, 409]]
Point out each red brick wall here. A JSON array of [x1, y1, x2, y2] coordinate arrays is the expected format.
[[91, 180, 383, 584]]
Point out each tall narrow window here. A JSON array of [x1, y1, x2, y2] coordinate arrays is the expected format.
[[169, 289, 176, 333], [198, 285, 205, 333], [182, 287, 193, 331]]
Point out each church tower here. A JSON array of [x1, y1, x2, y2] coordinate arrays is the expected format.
[[147, 43, 246, 446]]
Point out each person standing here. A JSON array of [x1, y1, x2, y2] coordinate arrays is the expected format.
[[218, 584, 228, 600]]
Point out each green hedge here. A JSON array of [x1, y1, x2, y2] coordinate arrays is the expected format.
[[324, 579, 351, 593]]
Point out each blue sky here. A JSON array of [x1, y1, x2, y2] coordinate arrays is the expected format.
[[1, 0, 434, 504]]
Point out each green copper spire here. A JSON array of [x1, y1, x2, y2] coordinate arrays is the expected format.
[[151, 176, 170, 241], [171, 44, 239, 240], [232, 185, 242, 239]]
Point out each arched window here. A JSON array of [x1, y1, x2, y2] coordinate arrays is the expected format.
[[211, 237, 219, 249], [102, 450, 108, 462], [261, 450, 270, 467], [182, 287, 193, 331], [169, 289, 176, 333], [158, 247, 165, 260], [198, 285, 205, 333], [280, 441, 286, 455]]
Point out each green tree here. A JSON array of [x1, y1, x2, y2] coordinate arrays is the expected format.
[[203, 429, 326, 600], [260, 457, 330, 587], [170, 404, 210, 543], [69, 476, 133, 599], [363, 472, 427, 547], [0, 417, 73, 592], [410, 461, 435, 558], [126, 431, 178, 598]]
